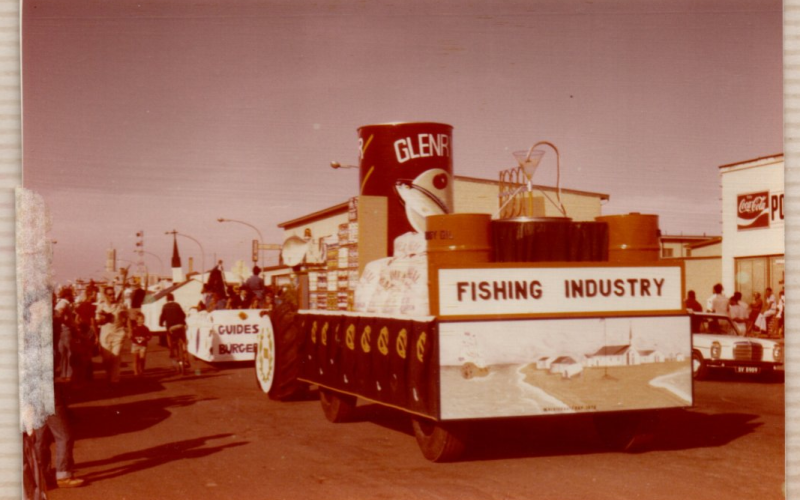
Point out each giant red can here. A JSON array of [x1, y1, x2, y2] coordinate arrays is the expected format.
[[357, 122, 454, 255]]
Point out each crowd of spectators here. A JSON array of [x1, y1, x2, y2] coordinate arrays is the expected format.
[[685, 283, 785, 338], [35, 264, 277, 492]]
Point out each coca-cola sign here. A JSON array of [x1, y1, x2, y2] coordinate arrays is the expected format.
[[737, 191, 769, 230]]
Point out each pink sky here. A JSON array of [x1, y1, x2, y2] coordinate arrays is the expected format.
[[22, 0, 783, 282]]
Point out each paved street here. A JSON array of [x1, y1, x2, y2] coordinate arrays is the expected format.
[[47, 344, 785, 500]]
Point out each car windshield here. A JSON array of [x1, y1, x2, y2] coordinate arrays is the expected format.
[[691, 316, 738, 336]]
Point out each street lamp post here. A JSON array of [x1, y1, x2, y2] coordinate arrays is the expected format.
[[137, 250, 164, 277], [165, 230, 206, 282], [217, 218, 265, 265]]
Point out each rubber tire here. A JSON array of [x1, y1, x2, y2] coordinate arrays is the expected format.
[[267, 302, 304, 401], [758, 366, 779, 382], [175, 339, 189, 376], [593, 411, 658, 452], [22, 432, 48, 500], [692, 351, 708, 381], [411, 418, 468, 462], [254, 319, 275, 393], [319, 388, 357, 423]]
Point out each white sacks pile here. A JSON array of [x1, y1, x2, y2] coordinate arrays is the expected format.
[[353, 232, 429, 316]]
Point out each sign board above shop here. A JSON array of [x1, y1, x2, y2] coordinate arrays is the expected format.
[[737, 190, 784, 231], [436, 264, 684, 319]]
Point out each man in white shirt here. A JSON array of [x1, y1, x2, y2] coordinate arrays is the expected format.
[[706, 283, 728, 315]]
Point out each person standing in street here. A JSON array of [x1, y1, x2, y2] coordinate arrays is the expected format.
[[130, 312, 152, 376], [684, 290, 703, 313], [35, 299, 85, 489], [54, 287, 74, 321], [96, 285, 129, 386], [706, 283, 729, 315], [129, 282, 146, 316], [74, 287, 98, 382], [53, 288, 76, 382], [35, 381, 85, 489]]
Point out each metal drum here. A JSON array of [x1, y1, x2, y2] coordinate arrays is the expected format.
[[426, 214, 492, 268], [491, 217, 572, 262], [568, 221, 609, 262], [595, 213, 660, 264], [358, 122, 454, 255]]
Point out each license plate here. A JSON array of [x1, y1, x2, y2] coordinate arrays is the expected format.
[[735, 366, 761, 374]]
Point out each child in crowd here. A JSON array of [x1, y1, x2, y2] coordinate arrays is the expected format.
[[130, 312, 152, 376]]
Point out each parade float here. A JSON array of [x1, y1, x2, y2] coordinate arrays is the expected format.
[[252, 122, 692, 461]]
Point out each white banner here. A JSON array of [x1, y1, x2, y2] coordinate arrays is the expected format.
[[186, 309, 269, 362], [438, 266, 683, 317]]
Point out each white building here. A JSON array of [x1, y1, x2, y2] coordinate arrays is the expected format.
[[586, 345, 639, 367], [719, 154, 784, 302], [549, 356, 583, 379], [277, 176, 609, 249]]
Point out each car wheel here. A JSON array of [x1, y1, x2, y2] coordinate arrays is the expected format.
[[758, 366, 779, 382], [692, 352, 708, 381]]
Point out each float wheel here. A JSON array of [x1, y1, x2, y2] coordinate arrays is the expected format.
[[593, 411, 658, 452], [266, 302, 305, 401], [411, 417, 468, 462], [319, 388, 357, 423], [254, 315, 276, 394]]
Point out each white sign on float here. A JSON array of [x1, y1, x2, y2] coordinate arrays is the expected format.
[[438, 315, 693, 420], [186, 309, 268, 362], [438, 266, 683, 317]]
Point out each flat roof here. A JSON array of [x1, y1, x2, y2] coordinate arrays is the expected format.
[[660, 234, 720, 241], [278, 201, 349, 229], [719, 153, 783, 170], [686, 237, 722, 249], [278, 176, 610, 229]]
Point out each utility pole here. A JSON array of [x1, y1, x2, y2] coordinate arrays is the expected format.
[[134, 230, 147, 285]]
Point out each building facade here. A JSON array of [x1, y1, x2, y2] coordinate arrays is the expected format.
[[277, 176, 610, 245], [659, 234, 719, 259], [659, 236, 722, 304], [719, 154, 784, 302]]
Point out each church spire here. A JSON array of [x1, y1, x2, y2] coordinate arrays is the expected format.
[[168, 230, 184, 283], [171, 233, 181, 268]]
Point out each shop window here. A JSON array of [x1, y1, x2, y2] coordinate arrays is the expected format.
[[735, 255, 783, 303], [770, 256, 784, 294]]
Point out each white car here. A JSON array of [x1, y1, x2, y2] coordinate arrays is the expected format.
[[691, 313, 784, 380]]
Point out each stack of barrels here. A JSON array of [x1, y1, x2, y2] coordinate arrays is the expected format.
[[426, 212, 660, 265]]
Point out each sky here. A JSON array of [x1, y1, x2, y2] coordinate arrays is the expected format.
[[21, 0, 783, 282]]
